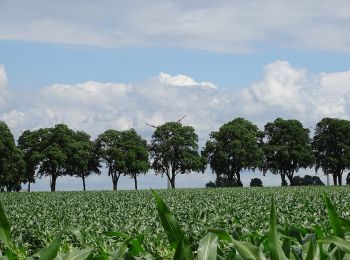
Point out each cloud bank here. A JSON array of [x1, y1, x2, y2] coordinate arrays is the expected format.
[[1, 60, 350, 190], [0, 0, 349, 52], [2, 60, 350, 139]]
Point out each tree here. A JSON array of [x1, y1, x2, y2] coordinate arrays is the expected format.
[[18, 130, 43, 191], [37, 124, 76, 191], [202, 118, 263, 187], [121, 129, 150, 190], [66, 131, 101, 191], [0, 121, 26, 191], [347, 173, 350, 185], [262, 118, 314, 186], [312, 118, 350, 185], [149, 122, 205, 189], [95, 130, 126, 190], [250, 178, 263, 187]]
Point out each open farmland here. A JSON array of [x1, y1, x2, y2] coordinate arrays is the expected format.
[[1, 186, 350, 259]]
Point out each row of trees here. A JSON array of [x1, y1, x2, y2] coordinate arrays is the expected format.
[[1, 117, 350, 192]]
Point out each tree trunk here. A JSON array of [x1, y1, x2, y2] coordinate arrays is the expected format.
[[281, 173, 288, 186], [236, 172, 243, 187], [170, 174, 175, 189], [338, 174, 342, 185], [27, 181, 31, 192], [166, 167, 176, 189], [111, 172, 120, 191], [134, 174, 138, 190], [82, 175, 86, 191], [333, 174, 338, 185], [50, 175, 57, 192], [286, 173, 293, 185]]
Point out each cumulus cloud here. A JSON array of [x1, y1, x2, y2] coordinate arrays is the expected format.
[[0, 1, 349, 52], [159, 72, 217, 89], [2, 61, 350, 140]]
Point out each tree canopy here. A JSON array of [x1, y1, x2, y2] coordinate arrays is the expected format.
[[95, 129, 149, 190], [0, 121, 26, 191], [312, 117, 350, 185], [203, 118, 263, 187], [120, 129, 149, 190], [36, 124, 76, 191], [149, 122, 205, 189], [3, 116, 350, 191], [262, 118, 314, 186], [66, 131, 101, 191], [18, 129, 43, 191]]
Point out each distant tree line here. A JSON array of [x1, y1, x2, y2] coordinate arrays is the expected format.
[[1, 117, 350, 192]]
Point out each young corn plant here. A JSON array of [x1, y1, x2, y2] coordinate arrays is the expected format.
[[1, 191, 350, 259], [152, 191, 350, 260]]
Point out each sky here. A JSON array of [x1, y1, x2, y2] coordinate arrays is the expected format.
[[0, 0, 350, 191]]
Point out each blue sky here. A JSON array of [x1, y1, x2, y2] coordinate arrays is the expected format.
[[1, 41, 350, 89], [0, 0, 350, 190]]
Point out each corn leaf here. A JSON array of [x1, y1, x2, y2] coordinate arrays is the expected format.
[[318, 236, 350, 254], [268, 197, 287, 260], [0, 202, 11, 248], [62, 248, 92, 260], [37, 232, 63, 260], [197, 232, 218, 260]]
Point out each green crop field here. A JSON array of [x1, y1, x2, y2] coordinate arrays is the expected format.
[[1, 186, 350, 259]]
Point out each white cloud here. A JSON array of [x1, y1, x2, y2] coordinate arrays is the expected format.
[[249, 60, 307, 113], [319, 71, 350, 95], [0, 64, 8, 106], [159, 72, 217, 89], [0, 1, 349, 52], [0, 110, 25, 129], [3, 62, 350, 139]]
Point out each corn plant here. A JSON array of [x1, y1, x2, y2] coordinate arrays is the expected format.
[[1, 187, 350, 259]]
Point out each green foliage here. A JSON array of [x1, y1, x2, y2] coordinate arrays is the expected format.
[[95, 129, 127, 190], [1, 187, 350, 259], [35, 124, 77, 191], [262, 118, 314, 186], [268, 197, 287, 260], [121, 129, 150, 190], [66, 131, 101, 191], [18, 129, 44, 191], [152, 190, 193, 259], [313, 117, 350, 185], [95, 129, 149, 190], [150, 122, 204, 188], [0, 121, 26, 192], [197, 232, 218, 260], [0, 201, 11, 249], [203, 118, 264, 187]]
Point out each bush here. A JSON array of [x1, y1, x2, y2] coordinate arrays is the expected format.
[[250, 178, 263, 187], [205, 176, 240, 188], [291, 175, 324, 186]]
